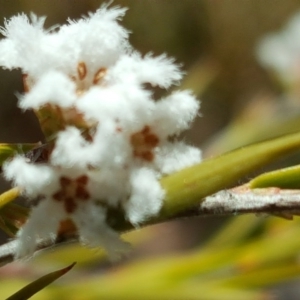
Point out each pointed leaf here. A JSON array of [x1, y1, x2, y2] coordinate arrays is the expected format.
[[5, 262, 76, 300], [0, 218, 15, 237], [0, 202, 29, 235], [250, 164, 300, 189], [0, 188, 21, 210]]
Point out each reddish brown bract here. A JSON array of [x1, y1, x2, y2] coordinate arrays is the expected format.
[[130, 126, 159, 161], [93, 67, 107, 84], [53, 175, 90, 213], [77, 62, 87, 80]]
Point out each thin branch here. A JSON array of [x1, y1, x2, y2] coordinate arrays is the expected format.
[[1, 185, 300, 266], [198, 185, 300, 218], [0, 240, 18, 267]]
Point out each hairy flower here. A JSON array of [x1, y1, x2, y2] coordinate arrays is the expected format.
[[257, 11, 300, 86], [0, 4, 201, 259]]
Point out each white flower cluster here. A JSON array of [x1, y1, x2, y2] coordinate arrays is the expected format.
[[0, 5, 201, 259], [257, 11, 300, 85]]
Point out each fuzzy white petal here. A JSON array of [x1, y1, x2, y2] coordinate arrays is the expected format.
[[138, 53, 182, 88], [77, 84, 152, 126], [125, 168, 165, 224], [15, 200, 65, 258], [73, 202, 130, 259], [3, 156, 58, 197], [108, 53, 182, 88], [59, 7, 130, 74], [87, 167, 130, 207], [20, 71, 77, 109], [153, 90, 200, 137], [0, 14, 46, 71], [155, 142, 202, 175], [51, 126, 91, 168]]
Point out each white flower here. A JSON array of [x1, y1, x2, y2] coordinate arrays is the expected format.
[[0, 6, 130, 79], [1, 4, 201, 259], [257, 11, 300, 85]]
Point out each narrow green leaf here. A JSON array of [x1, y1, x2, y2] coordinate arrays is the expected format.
[[0, 188, 24, 236], [250, 164, 300, 189], [160, 131, 300, 218], [0, 218, 15, 237], [0, 188, 21, 209], [0, 203, 29, 236], [5, 262, 76, 300], [1, 202, 29, 219], [0, 143, 38, 166], [219, 263, 300, 289]]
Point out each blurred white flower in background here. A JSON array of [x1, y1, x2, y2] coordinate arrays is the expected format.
[[0, 4, 201, 259], [257, 12, 300, 88]]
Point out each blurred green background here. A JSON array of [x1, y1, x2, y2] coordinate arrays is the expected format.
[[2, 1, 300, 299]]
